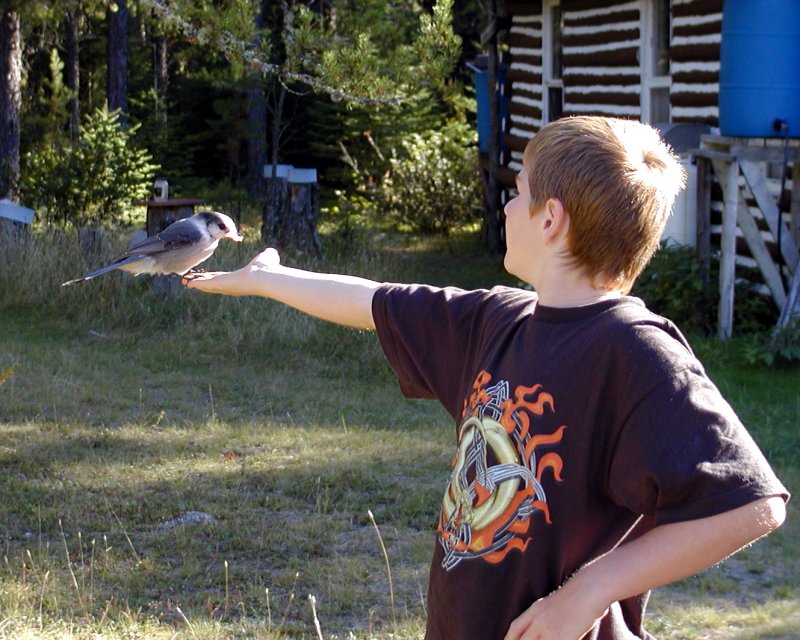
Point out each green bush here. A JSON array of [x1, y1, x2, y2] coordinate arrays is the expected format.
[[743, 316, 800, 366], [632, 242, 717, 334], [380, 121, 483, 234], [20, 108, 159, 228], [632, 241, 778, 335]]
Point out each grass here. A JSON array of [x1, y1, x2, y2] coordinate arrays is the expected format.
[[0, 224, 798, 638]]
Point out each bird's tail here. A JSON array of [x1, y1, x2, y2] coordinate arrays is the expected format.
[[61, 256, 142, 286]]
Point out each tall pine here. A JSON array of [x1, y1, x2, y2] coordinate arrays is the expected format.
[[0, 6, 21, 200]]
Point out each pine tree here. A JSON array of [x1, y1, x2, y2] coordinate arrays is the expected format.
[[106, 0, 128, 118], [0, 6, 22, 200]]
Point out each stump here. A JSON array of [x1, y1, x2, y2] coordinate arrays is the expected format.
[[262, 166, 321, 257], [140, 198, 204, 236], [77, 226, 106, 261], [0, 199, 33, 248]]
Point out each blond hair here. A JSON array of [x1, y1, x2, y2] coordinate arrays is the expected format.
[[523, 116, 686, 292]]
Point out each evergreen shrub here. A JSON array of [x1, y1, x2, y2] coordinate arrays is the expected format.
[[380, 121, 482, 234], [20, 108, 159, 228]]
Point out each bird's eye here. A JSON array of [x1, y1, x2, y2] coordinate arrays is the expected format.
[[218, 223, 227, 231]]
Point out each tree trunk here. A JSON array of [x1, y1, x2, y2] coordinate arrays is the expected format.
[[262, 80, 287, 245], [246, 4, 267, 196], [246, 84, 267, 196], [154, 33, 168, 125], [263, 177, 322, 258], [65, 8, 80, 139], [0, 8, 21, 201], [260, 79, 321, 257], [262, 174, 288, 245], [107, 0, 128, 118], [282, 183, 322, 257]]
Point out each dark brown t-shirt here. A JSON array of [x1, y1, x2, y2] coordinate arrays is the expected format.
[[372, 284, 788, 640]]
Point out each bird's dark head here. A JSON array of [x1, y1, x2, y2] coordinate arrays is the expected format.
[[200, 211, 243, 242]]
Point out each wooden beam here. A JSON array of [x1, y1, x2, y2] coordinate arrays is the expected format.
[[739, 159, 799, 273], [735, 205, 786, 309], [722, 172, 787, 309], [778, 264, 800, 328], [791, 162, 800, 246], [505, 2, 542, 17], [730, 144, 800, 165], [503, 133, 529, 152], [712, 156, 791, 324], [496, 165, 517, 189]]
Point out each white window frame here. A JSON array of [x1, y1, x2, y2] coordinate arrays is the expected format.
[[542, 0, 563, 124], [640, 0, 671, 124]]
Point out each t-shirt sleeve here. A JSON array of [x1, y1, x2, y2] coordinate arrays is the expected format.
[[371, 284, 493, 417], [607, 365, 789, 526]]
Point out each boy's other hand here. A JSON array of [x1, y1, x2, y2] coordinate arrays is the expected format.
[[504, 584, 607, 640]]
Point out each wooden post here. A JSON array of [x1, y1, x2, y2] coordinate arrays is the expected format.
[[779, 160, 800, 327], [694, 155, 712, 289], [484, 2, 503, 257], [718, 159, 739, 339], [791, 161, 800, 247], [778, 266, 800, 328]]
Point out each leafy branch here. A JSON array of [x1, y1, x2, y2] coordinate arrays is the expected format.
[[139, 0, 460, 106]]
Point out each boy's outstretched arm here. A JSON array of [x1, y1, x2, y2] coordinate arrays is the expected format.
[[505, 495, 786, 640], [183, 248, 380, 330]]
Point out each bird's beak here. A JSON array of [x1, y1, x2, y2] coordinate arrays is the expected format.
[[227, 230, 244, 242]]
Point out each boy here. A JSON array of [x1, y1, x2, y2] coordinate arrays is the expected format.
[[184, 116, 788, 640]]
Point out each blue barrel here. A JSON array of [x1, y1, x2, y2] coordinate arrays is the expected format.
[[719, 0, 800, 138], [467, 58, 508, 152]]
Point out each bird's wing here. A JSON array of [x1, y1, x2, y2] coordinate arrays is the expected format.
[[126, 217, 206, 256], [61, 255, 145, 286]]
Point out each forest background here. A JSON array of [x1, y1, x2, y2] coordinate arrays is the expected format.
[[0, 0, 484, 247]]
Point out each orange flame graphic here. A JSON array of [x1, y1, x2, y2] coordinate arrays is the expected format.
[[440, 373, 567, 567]]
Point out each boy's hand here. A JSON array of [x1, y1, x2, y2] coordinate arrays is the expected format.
[[246, 247, 281, 270], [182, 247, 281, 297], [504, 582, 607, 640]]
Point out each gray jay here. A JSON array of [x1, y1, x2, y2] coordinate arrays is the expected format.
[[62, 211, 243, 286]]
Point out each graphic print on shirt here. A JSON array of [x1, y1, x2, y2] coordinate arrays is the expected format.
[[438, 370, 566, 571]]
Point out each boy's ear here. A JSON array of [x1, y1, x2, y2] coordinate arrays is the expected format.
[[542, 198, 570, 242]]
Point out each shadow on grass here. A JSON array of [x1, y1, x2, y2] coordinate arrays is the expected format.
[[0, 416, 449, 635]]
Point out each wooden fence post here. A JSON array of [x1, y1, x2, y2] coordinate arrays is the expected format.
[[791, 161, 800, 246], [694, 155, 712, 290], [717, 159, 739, 339]]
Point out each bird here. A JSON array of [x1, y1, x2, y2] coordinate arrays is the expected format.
[[62, 211, 243, 286]]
